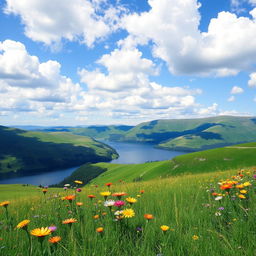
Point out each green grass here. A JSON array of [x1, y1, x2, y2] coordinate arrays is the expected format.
[[0, 169, 255, 255]]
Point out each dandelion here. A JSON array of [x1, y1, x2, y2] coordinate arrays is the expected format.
[[96, 227, 104, 233], [144, 214, 154, 220], [192, 235, 199, 240], [122, 208, 135, 218], [48, 236, 61, 244], [125, 197, 137, 204], [160, 225, 170, 232], [62, 218, 77, 225], [17, 219, 30, 229], [30, 227, 51, 237]]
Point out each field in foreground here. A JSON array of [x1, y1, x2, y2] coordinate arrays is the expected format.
[[0, 168, 255, 256]]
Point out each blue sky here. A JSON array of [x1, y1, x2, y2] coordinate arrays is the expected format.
[[0, 0, 256, 126]]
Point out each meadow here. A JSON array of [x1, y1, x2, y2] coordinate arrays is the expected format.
[[0, 168, 255, 256]]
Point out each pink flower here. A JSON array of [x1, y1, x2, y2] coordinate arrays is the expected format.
[[114, 200, 125, 207], [76, 188, 82, 192]]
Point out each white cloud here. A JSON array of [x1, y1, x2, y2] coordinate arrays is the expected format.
[[228, 95, 235, 102], [121, 0, 256, 76], [248, 72, 256, 87], [4, 0, 125, 48], [231, 86, 244, 94]]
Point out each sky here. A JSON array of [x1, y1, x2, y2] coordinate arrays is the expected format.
[[1, 0, 256, 126]]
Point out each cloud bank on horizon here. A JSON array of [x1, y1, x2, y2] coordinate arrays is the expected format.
[[0, 0, 256, 125]]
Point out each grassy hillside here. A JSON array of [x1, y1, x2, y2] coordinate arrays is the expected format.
[[0, 126, 118, 179], [0, 168, 255, 255], [63, 141, 256, 186]]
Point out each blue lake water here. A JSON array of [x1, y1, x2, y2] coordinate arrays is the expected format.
[[0, 142, 186, 186]]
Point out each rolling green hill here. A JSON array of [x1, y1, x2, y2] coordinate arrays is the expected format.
[[0, 126, 118, 179], [61, 141, 256, 185]]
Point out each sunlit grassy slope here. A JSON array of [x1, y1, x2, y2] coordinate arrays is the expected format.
[[71, 142, 256, 186], [0, 169, 255, 255]]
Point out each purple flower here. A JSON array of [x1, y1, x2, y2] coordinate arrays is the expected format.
[[218, 207, 224, 211], [253, 174, 256, 179], [63, 187, 68, 190], [48, 226, 57, 232], [136, 227, 143, 232]]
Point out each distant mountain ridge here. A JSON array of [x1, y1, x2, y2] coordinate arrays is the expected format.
[[0, 126, 118, 180], [57, 116, 256, 151]]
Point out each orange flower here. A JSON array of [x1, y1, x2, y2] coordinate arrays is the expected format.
[[105, 182, 113, 187], [144, 214, 154, 220], [62, 218, 77, 224], [112, 192, 127, 198], [30, 227, 51, 237], [0, 201, 10, 207], [220, 184, 233, 190], [64, 195, 76, 201], [93, 215, 100, 220], [42, 189, 48, 194], [140, 190, 145, 194], [238, 194, 246, 199], [88, 194, 96, 199], [76, 202, 83, 206], [49, 236, 61, 244], [211, 192, 218, 196], [96, 227, 104, 233], [17, 219, 30, 229]]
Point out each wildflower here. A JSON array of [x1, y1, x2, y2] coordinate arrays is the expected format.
[[192, 235, 199, 240], [100, 191, 111, 199], [104, 200, 115, 207], [238, 194, 246, 199], [240, 190, 247, 194], [30, 227, 51, 237], [160, 225, 170, 232], [64, 184, 70, 187], [88, 194, 96, 199], [114, 210, 123, 216], [140, 190, 145, 194], [112, 192, 127, 199], [63, 187, 68, 190], [48, 236, 61, 244], [102, 212, 107, 216], [218, 207, 225, 211], [220, 183, 233, 190], [215, 212, 222, 216], [64, 195, 76, 201], [74, 180, 83, 185], [16, 219, 30, 229], [76, 188, 82, 192], [105, 182, 113, 187], [212, 192, 218, 196], [215, 196, 223, 201], [93, 215, 100, 220], [0, 201, 10, 207], [48, 226, 57, 232], [236, 184, 244, 189], [62, 218, 77, 224], [125, 197, 137, 204], [243, 182, 251, 187], [76, 202, 83, 206], [42, 189, 48, 194], [122, 208, 135, 218], [137, 195, 141, 198], [96, 227, 104, 233], [114, 200, 125, 208], [136, 227, 143, 232], [144, 214, 154, 220]]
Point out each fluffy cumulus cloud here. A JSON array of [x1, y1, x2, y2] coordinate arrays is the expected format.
[[0, 40, 82, 114], [121, 0, 256, 76], [231, 86, 244, 94], [4, 0, 124, 47], [248, 72, 256, 87]]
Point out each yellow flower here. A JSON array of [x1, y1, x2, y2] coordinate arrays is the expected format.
[[48, 236, 61, 243], [160, 225, 170, 232], [30, 227, 51, 237], [192, 235, 199, 240], [17, 219, 30, 229], [74, 180, 83, 184], [122, 208, 135, 218], [0, 201, 10, 207], [238, 194, 246, 199], [243, 182, 251, 187], [96, 227, 104, 233], [240, 190, 247, 194], [236, 184, 244, 189], [125, 197, 137, 204], [100, 191, 111, 197]]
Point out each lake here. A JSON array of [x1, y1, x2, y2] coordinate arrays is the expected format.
[[0, 142, 185, 186]]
